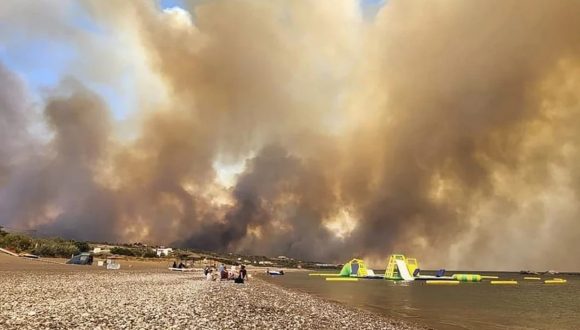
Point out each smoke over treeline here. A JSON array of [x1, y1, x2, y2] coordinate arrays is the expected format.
[[1, 0, 580, 269]]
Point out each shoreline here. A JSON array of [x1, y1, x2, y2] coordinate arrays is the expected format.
[[257, 274, 426, 329], [0, 255, 421, 329]]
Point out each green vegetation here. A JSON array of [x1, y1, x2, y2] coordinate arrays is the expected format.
[[110, 246, 135, 256], [31, 238, 80, 257], [110, 246, 158, 258], [0, 228, 85, 258], [142, 250, 158, 258], [0, 233, 34, 252], [74, 241, 91, 253], [0, 226, 323, 267]]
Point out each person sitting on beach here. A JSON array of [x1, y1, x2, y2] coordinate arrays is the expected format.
[[240, 265, 248, 280], [172, 261, 177, 268], [206, 269, 213, 281], [178, 262, 185, 269], [235, 265, 248, 284], [220, 268, 228, 280]]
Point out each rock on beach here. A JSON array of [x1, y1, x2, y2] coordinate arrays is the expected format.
[[0, 258, 419, 329]]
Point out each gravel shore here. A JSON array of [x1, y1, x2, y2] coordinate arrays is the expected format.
[[0, 259, 419, 329]]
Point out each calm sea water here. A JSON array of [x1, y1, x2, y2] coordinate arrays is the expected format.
[[261, 271, 580, 329]]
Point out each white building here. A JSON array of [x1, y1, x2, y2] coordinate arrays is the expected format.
[[155, 247, 173, 257], [92, 247, 111, 254], [258, 261, 274, 265]]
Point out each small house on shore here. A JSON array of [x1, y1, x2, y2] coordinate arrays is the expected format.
[[155, 247, 173, 257], [92, 247, 111, 254]]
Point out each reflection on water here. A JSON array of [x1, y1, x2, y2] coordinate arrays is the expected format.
[[262, 271, 580, 329]]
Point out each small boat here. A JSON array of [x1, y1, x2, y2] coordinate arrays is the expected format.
[[168, 267, 196, 272], [520, 270, 540, 275], [266, 270, 285, 275], [19, 253, 40, 259]]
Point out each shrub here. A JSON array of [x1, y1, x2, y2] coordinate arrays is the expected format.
[[0, 231, 90, 258], [141, 250, 158, 258], [31, 239, 80, 258], [0, 233, 34, 253], [74, 241, 91, 253], [110, 247, 135, 256]]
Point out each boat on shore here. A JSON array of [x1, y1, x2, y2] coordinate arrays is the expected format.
[[168, 267, 196, 272], [266, 270, 285, 276], [520, 270, 540, 275]]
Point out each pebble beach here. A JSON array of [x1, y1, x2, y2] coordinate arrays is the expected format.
[[0, 255, 419, 330]]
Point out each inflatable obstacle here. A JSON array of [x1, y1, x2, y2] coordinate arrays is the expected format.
[[311, 258, 381, 279], [384, 254, 417, 280], [395, 259, 415, 281], [384, 254, 457, 281], [524, 277, 541, 280], [340, 259, 369, 277], [406, 258, 419, 276], [365, 269, 385, 279], [452, 274, 482, 282]]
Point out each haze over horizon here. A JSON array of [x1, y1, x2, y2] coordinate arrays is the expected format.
[[2, 0, 580, 270]]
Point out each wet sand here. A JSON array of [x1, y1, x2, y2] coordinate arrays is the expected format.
[[0, 254, 419, 329]]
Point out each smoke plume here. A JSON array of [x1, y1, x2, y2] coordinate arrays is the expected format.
[[1, 0, 580, 269]]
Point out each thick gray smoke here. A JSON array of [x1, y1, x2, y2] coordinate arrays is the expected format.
[[1, 0, 580, 270], [0, 63, 28, 182]]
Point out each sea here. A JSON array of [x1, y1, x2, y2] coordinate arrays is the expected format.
[[261, 271, 580, 329]]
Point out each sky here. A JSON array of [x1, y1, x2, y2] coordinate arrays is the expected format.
[[0, 0, 385, 121], [1, 0, 580, 271]]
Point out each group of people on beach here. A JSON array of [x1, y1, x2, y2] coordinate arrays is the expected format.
[[171, 261, 186, 269], [204, 264, 248, 283]]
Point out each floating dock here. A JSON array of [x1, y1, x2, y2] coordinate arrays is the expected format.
[[426, 280, 459, 285], [544, 279, 566, 284], [326, 277, 359, 282], [490, 280, 518, 285]]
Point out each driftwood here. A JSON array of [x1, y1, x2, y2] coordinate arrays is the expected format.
[[0, 247, 19, 257]]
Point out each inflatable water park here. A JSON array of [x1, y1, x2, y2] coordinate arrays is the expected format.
[[308, 254, 567, 285]]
